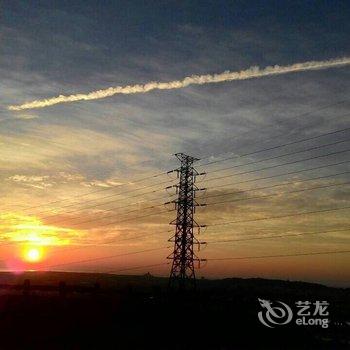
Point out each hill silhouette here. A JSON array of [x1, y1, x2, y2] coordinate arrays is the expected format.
[[0, 271, 349, 349]]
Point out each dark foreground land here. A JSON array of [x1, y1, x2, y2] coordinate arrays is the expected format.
[[0, 272, 349, 350]]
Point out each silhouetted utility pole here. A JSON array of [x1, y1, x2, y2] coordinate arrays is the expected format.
[[167, 153, 206, 290]]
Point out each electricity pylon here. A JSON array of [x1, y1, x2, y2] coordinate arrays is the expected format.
[[166, 153, 206, 290]]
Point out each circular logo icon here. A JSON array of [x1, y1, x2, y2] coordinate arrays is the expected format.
[[258, 298, 293, 328]]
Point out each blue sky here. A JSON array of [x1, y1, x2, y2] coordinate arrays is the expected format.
[[0, 1, 349, 283]]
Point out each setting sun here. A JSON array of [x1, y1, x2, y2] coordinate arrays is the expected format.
[[23, 247, 43, 263]]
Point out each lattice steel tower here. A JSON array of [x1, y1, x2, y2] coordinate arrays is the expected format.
[[167, 153, 205, 290]]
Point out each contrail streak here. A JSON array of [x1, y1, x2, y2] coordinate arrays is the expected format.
[[8, 57, 350, 111]]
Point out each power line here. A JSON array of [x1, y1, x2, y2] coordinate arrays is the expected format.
[[106, 262, 169, 274], [197, 100, 349, 164], [31, 179, 173, 215], [45, 188, 165, 217], [198, 119, 350, 167], [8, 171, 170, 213], [5, 105, 349, 212], [203, 149, 350, 184], [205, 160, 350, 190], [203, 181, 350, 207], [99, 230, 172, 244], [205, 227, 350, 244], [208, 206, 350, 227], [6, 118, 347, 210], [38, 246, 168, 270], [38, 205, 173, 231], [30, 157, 350, 232], [208, 250, 350, 261], [16, 262, 170, 275], [37, 142, 348, 218], [0, 229, 173, 270], [31, 149, 349, 221], [36, 190, 174, 226], [206, 138, 350, 175], [28, 131, 348, 216], [1, 215, 173, 251], [65, 208, 173, 229], [204, 170, 350, 200], [6, 125, 348, 215], [54, 203, 166, 228], [55, 229, 172, 247]]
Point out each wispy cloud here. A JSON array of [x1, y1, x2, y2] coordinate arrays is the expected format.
[[14, 114, 39, 120], [8, 57, 350, 111]]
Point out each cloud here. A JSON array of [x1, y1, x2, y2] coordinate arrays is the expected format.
[[14, 114, 39, 120], [82, 179, 124, 188], [0, 212, 80, 245], [8, 175, 50, 183], [8, 57, 350, 111]]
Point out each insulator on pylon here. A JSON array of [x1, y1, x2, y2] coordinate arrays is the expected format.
[[198, 259, 208, 269], [197, 241, 207, 251], [197, 259, 207, 269]]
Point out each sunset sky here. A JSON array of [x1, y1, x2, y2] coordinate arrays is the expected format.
[[1, 0, 349, 287]]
